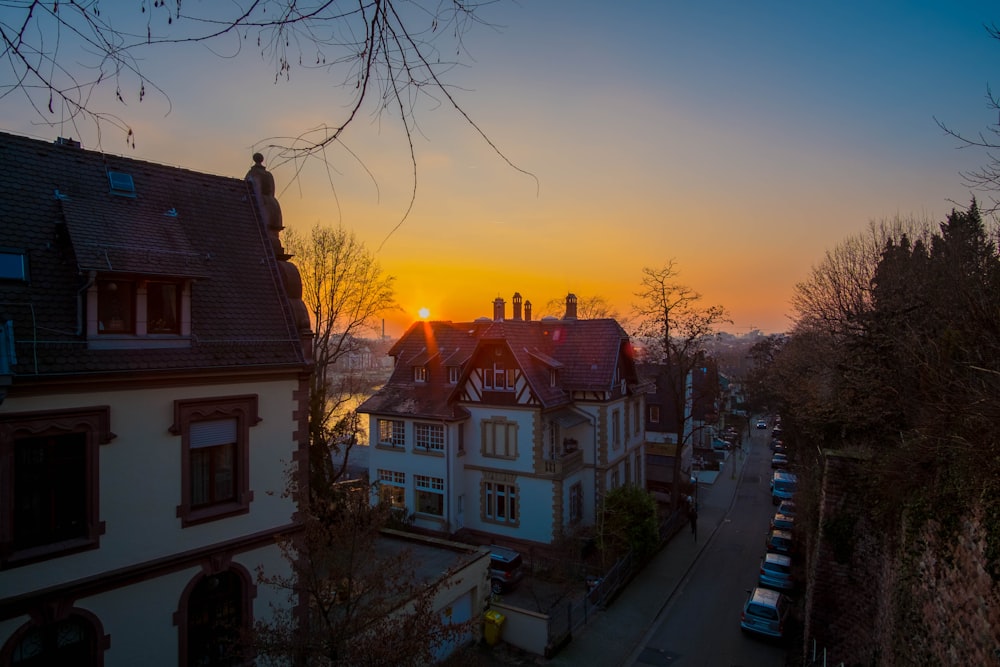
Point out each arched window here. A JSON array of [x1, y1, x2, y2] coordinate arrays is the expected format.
[[185, 570, 247, 666], [6, 613, 101, 666]]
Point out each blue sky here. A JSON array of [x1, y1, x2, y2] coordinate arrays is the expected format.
[[2, 1, 998, 334]]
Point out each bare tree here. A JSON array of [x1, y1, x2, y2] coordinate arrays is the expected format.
[[1, 1, 533, 231], [285, 224, 396, 500], [632, 261, 730, 508], [790, 216, 931, 338], [253, 484, 473, 665]]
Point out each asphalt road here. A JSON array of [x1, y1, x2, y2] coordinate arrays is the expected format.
[[627, 425, 790, 666]]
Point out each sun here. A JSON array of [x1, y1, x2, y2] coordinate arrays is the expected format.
[[418, 307, 430, 319]]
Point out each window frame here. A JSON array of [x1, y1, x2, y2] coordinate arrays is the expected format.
[[376, 419, 406, 449], [414, 422, 445, 454], [171, 395, 259, 527], [1, 608, 109, 666], [483, 480, 519, 526], [481, 418, 518, 459], [611, 409, 621, 449], [377, 469, 406, 509], [569, 482, 584, 524], [649, 405, 660, 424], [414, 474, 445, 517], [0, 406, 112, 569], [175, 565, 254, 667]]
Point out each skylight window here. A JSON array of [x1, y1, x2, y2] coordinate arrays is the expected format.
[[0, 249, 28, 281], [107, 171, 136, 197]]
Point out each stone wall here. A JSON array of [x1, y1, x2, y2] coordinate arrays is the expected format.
[[803, 451, 1000, 666]]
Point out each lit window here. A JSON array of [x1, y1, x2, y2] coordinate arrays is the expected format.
[[377, 469, 406, 508], [414, 366, 428, 383]]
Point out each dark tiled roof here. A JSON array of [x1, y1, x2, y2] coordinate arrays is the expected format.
[[0, 131, 307, 379], [359, 317, 635, 419]]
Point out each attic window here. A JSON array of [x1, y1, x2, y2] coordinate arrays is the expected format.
[[0, 249, 28, 281], [414, 366, 428, 383], [107, 171, 136, 197]]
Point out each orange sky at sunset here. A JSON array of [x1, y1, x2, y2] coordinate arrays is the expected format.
[[3, 2, 998, 339]]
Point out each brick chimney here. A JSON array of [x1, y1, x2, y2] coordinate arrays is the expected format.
[[512, 292, 523, 321], [493, 297, 505, 321], [564, 293, 578, 320], [525, 300, 532, 322]]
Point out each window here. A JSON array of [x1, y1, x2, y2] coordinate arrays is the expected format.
[[97, 278, 135, 333], [448, 366, 460, 384], [92, 277, 188, 341], [377, 419, 405, 448], [377, 469, 406, 508], [172, 396, 258, 527], [147, 281, 180, 333], [483, 363, 514, 391], [414, 366, 428, 383], [633, 402, 641, 433], [0, 248, 28, 282], [415, 475, 445, 516], [610, 467, 620, 490], [482, 418, 517, 458], [611, 409, 621, 449], [182, 570, 250, 667], [415, 423, 445, 453], [649, 405, 660, 424], [484, 481, 518, 525], [5, 612, 104, 666], [190, 419, 237, 509], [0, 407, 111, 568], [569, 482, 584, 524]]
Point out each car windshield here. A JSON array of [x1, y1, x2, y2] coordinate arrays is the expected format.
[[748, 604, 778, 619]]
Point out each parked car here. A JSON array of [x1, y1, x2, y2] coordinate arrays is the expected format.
[[771, 470, 798, 505], [770, 512, 795, 532], [756, 419, 768, 429], [770, 440, 786, 454], [765, 528, 793, 555], [778, 500, 797, 517], [740, 586, 791, 638], [489, 545, 525, 594], [771, 453, 788, 469], [758, 552, 794, 591]]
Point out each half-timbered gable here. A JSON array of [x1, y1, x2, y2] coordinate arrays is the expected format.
[[360, 294, 646, 547]]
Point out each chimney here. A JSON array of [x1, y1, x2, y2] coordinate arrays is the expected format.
[[493, 297, 506, 321], [564, 293, 578, 320], [524, 300, 532, 322], [512, 292, 523, 321]]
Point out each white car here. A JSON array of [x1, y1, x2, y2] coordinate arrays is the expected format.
[[755, 419, 767, 429]]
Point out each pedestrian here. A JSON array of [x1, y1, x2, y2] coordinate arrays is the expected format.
[[689, 505, 698, 541]]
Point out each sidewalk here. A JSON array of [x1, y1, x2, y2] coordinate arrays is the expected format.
[[544, 443, 750, 666]]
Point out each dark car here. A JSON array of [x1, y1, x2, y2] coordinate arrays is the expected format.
[[777, 500, 797, 517], [771, 453, 788, 469], [489, 545, 525, 594]]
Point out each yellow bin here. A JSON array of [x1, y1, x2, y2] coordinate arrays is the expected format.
[[483, 610, 505, 645]]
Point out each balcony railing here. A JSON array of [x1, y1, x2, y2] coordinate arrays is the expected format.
[[542, 447, 584, 477]]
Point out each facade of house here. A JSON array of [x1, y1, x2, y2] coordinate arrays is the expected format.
[[358, 293, 646, 547], [0, 132, 312, 665]]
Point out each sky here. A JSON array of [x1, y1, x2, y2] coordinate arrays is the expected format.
[[3, 1, 999, 337]]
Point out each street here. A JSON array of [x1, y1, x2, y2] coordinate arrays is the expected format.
[[626, 425, 789, 666]]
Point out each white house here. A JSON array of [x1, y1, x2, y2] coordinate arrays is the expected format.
[[0, 132, 312, 666], [358, 293, 645, 547]]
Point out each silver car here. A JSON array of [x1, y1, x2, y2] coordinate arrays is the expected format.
[[758, 552, 794, 591], [740, 586, 790, 638]]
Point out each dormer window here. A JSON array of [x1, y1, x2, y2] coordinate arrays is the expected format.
[[98, 279, 135, 333], [414, 366, 428, 383], [448, 366, 460, 384], [89, 276, 190, 348], [549, 369, 557, 387]]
